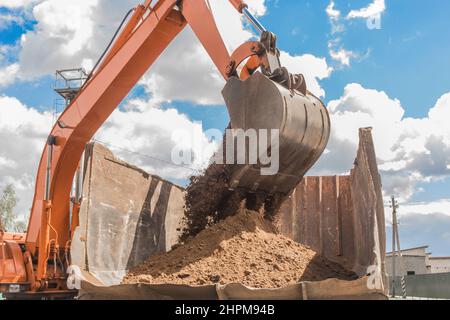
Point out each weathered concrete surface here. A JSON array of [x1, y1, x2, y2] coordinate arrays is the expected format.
[[71, 143, 185, 286], [278, 128, 386, 284], [389, 273, 450, 299]]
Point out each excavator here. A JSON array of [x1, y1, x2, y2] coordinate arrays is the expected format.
[[0, 0, 330, 299]]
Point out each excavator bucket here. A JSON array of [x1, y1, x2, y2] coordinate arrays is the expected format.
[[222, 72, 331, 195]]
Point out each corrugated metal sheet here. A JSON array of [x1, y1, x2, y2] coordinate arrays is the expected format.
[[278, 128, 386, 280]]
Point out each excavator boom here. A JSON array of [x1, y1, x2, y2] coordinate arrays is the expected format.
[[0, 0, 330, 297]]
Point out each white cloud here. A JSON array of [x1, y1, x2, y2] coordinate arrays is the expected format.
[[15, 0, 136, 80], [400, 200, 450, 216], [0, 13, 24, 29], [5, 0, 262, 101], [311, 85, 450, 202], [33, 0, 97, 53], [328, 46, 355, 67], [325, 2, 352, 67], [0, 94, 216, 220], [0, 63, 19, 86], [138, 27, 226, 105], [0, 44, 20, 87], [139, 0, 270, 105], [0, 43, 17, 58], [428, 92, 450, 129], [0, 0, 40, 8], [325, 0, 344, 34], [327, 84, 405, 122], [325, 0, 340, 19], [346, 0, 386, 19], [386, 213, 450, 255], [245, 0, 266, 16], [0, 95, 53, 221], [325, 0, 383, 67], [2, 0, 331, 105], [279, 51, 332, 98], [95, 98, 217, 179]]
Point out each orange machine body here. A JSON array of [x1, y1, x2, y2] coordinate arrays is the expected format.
[[0, 0, 272, 297]]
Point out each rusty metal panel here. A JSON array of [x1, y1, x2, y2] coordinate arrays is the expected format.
[[302, 177, 322, 251], [349, 128, 386, 277], [279, 128, 386, 283], [320, 176, 339, 258], [71, 143, 185, 286], [338, 176, 355, 265]]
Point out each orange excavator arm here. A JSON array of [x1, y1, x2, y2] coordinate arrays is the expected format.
[[22, 0, 281, 292]]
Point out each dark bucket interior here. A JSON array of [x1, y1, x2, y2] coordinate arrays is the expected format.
[[221, 72, 331, 195]]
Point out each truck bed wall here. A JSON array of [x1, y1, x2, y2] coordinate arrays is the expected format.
[[278, 128, 386, 279], [71, 143, 185, 286], [72, 128, 387, 296]]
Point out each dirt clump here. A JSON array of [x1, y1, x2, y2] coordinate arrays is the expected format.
[[181, 128, 287, 241], [123, 209, 357, 288], [182, 163, 285, 242], [182, 163, 237, 241]]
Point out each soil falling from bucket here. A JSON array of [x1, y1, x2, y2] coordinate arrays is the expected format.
[[123, 209, 357, 289]]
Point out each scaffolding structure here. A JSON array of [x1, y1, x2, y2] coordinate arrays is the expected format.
[[54, 68, 88, 104], [52, 68, 88, 122]]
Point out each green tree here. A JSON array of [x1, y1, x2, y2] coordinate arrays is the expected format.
[[13, 220, 28, 233], [0, 184, 18, 232]]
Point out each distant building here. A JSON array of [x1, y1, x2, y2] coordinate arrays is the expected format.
[[386, 246, 430, 276], [386, 245, 450, 276], [429, 257, 450, 274]]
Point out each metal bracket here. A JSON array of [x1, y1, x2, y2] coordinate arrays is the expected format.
[[260, 31, 282, 76], [47, 135, 57, 146]]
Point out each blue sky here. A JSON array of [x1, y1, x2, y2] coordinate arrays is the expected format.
[[4, 0, 450, 121], [2, 0, 450, 118], [259, 0, 450, 118], [0, 0, 450, 255]]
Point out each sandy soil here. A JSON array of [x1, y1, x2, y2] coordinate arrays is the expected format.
[[181, 130, 285, 241], [123, 209, 357, 288]]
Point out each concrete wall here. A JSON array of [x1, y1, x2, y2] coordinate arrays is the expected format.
[[429, 258, 450, 274], [396, 247, 427, 257], [389, 273, 450, 299], [386, 255, 429, 276]]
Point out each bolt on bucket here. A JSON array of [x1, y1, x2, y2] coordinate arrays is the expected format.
[[221, 72, 331, 195]]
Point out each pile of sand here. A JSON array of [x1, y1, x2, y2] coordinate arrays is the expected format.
[[182, 132, 284, 241], [123, 209, 357, 288]]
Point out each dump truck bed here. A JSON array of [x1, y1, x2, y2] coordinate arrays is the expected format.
[[71, 128, 387, 299]]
